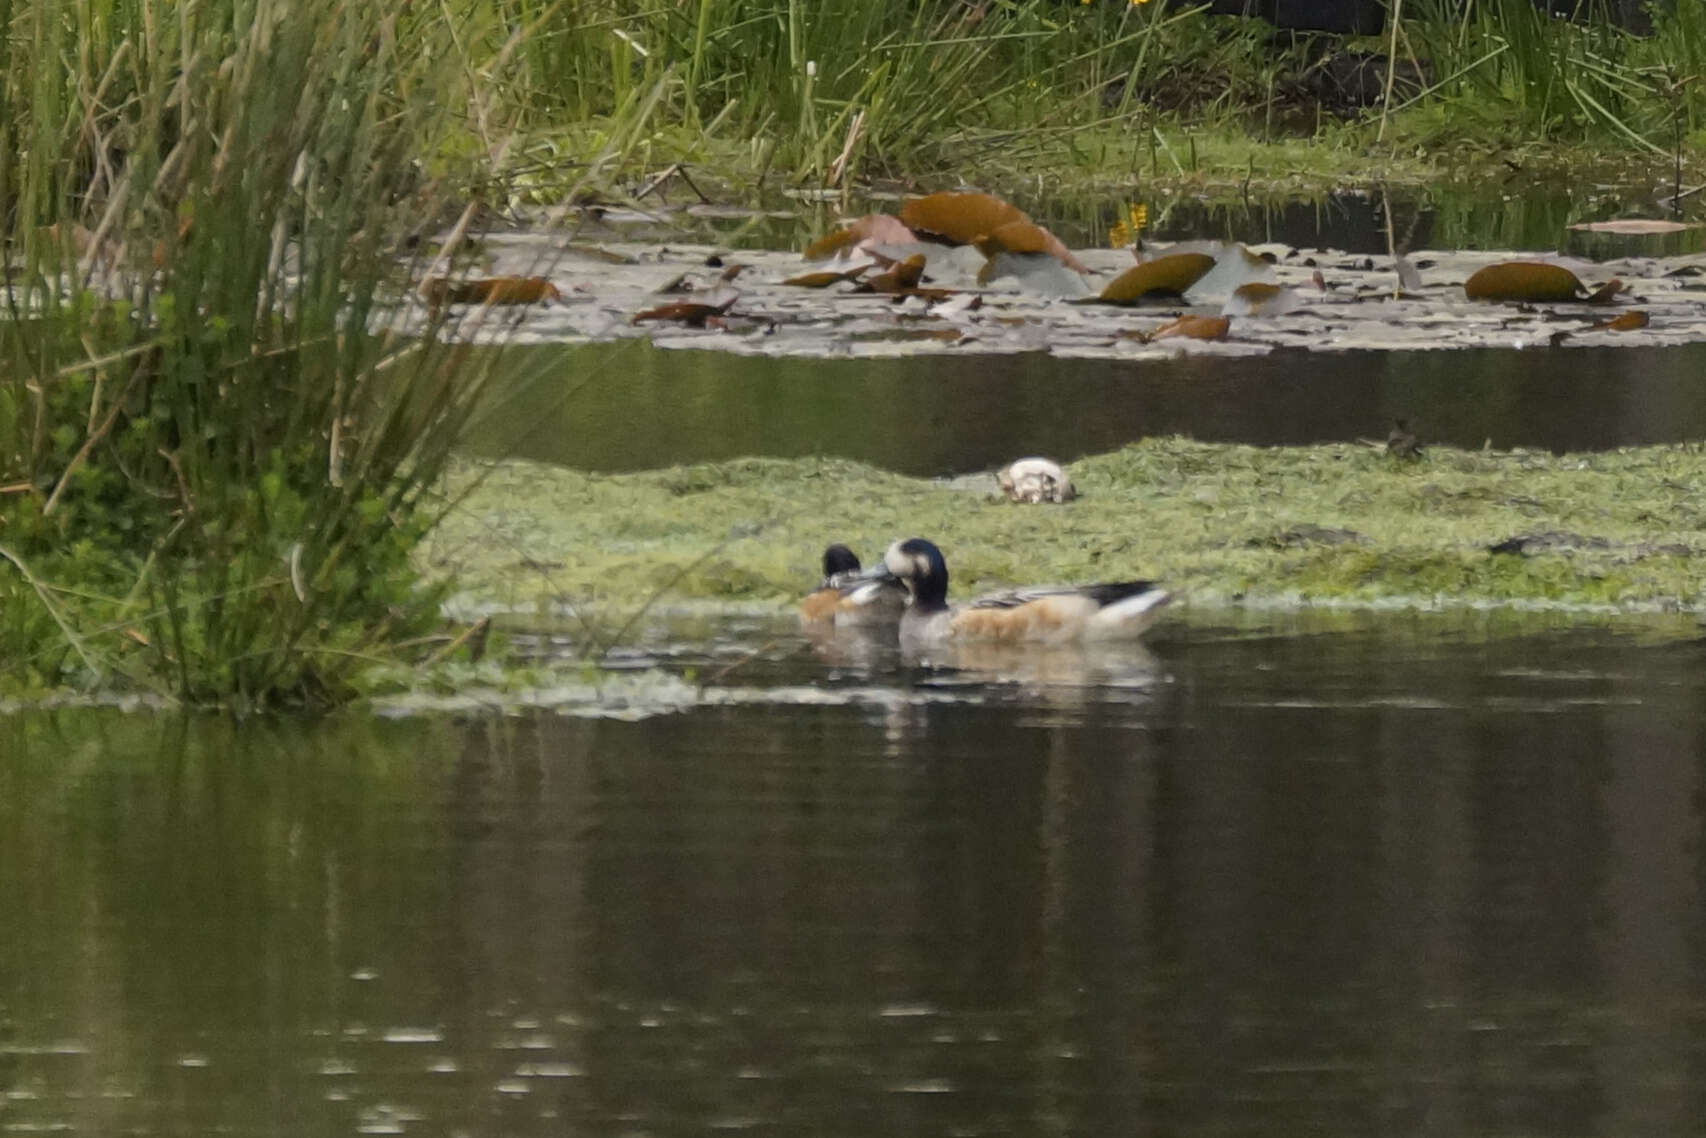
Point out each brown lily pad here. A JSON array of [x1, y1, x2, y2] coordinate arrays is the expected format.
[[1148, 314, 1230, 342], [1463, 261, 1584, 302], [898, 192, 1028, 247], [1098, 253, 1217, 304], [973, 220, 1090, 274]]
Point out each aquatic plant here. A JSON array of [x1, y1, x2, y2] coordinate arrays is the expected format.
[[0, 0, 596, 707]]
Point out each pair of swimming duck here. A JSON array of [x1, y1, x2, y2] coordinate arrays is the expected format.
[[802, 539, 1170, 645]]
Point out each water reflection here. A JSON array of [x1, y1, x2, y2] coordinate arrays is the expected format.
[[467, 339, 1706, 476], [3, 613, 1705, 1136]]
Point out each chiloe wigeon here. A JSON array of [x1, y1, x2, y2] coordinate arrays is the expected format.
[[799, 544, 909, 627], [857, 538, 1169, 646]]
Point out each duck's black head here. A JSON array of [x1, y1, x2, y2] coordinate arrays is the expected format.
[[883, 537, 950, 610], [821, 543, 861, 579]]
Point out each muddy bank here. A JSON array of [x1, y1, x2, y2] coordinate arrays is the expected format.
[[425, 438, 1706, 617]]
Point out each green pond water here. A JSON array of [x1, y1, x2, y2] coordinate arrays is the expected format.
[[6, 612, 1706, 1137], [467, 339, 1706, 476], [11, 184, 1706, 1136]]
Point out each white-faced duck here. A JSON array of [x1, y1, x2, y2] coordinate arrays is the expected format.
[[856, 537, 1169, 645], [798, 543, 909, 627]]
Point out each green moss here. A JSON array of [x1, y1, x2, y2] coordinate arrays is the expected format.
[[429, 439, 1706, 616]]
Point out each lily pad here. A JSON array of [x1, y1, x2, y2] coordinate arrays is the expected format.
[[1098, 253, 1217, 304], [899, 192, 1028, 246], [1463, 261, 1584, 302], [974, 220, 1089, 274]]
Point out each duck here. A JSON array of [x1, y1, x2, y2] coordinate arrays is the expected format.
[[858, 538, 1169, 645], [798, 544, 909, 627]]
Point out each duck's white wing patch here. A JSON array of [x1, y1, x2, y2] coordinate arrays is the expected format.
[[966, 586, 1079, 610]]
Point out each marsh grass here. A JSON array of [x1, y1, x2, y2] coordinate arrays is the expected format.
[[0, 0, 623, 707], [498, 0, 1301, 190], [479, 0, 1705, 202], [1405, 0, 1706, 156]]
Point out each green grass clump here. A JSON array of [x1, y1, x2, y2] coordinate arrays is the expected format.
[[428, 438, 1706, 620], [0, 0, 554, 707]]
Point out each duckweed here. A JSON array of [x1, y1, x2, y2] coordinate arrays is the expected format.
[[426, 438, 1706, 616]]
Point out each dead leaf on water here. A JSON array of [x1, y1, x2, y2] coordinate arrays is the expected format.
[[1584, 278, 1625, 305], [1463, 261, 1584, 302], [1147, 314, 1231, 342], [1588, 309, 1649, 332], [782, 265, 872, 288], [632, 295, 739, 327], [1097, 253, 1216, 304], [855, 253, 927, 294]]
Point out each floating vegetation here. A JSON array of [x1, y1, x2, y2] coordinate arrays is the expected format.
[[428, 438, 1706, 618], [1463, 261, 1589, 302], [897, 192, 1029, 247], [1098, 252, 1218, 303], [1146, 314, 1231, 342], [411, 234, 1706, 358]]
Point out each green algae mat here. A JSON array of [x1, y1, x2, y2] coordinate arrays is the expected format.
[[426, 438, 1706, 616]]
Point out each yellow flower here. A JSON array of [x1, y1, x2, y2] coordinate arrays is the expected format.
[[1110, 202, 1148, 249]]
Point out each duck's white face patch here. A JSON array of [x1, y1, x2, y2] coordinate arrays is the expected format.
[[884, 542, 914, 578]]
